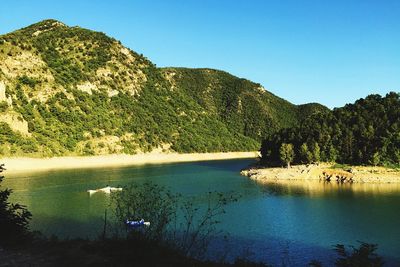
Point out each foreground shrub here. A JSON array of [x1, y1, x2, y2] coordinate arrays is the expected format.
[[110, 181, 239, 258], [309, 242, 384, 267], [0, 164, 32, 246], [334, 242, 384, 267]]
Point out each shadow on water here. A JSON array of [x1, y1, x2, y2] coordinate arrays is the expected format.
[[209, 234, 400, 267], [191, 158, 257, 172], [30, 214, 338, 265], [30, 214, 104, 240], [33, 212, 400, 267]]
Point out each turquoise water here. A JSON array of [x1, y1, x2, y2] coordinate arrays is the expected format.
[[4, 159, 400, 266]]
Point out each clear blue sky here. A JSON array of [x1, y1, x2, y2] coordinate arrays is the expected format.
[[1, 0, 399, 108]]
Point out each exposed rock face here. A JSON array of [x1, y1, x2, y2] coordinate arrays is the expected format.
[[32, 20, 66, 36], [76, 82, 97, 95], [0, 81, 12, 105], [0, 112, 30, 135], [0, 50, 53, 80], [0, 81, 6, 101]]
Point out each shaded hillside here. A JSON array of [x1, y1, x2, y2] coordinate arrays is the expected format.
[[261, 92, 400, 166], [0, 20, 325, 156], [162, 68, 301, 140]]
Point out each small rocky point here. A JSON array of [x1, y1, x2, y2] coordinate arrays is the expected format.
[[241, 163, 400, 184]]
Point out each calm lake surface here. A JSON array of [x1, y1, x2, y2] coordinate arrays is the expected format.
[[4, 159, 400, 266]]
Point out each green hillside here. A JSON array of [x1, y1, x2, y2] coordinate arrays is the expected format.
[[0, 19, 326, 157], [162, 67, 302, 139]]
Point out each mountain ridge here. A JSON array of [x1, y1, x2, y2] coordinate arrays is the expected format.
[[0, 19, 328, 157]]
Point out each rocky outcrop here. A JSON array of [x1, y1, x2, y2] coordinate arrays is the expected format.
[[241, 163, 400, 184], [0, 112, 30, 136], [0, 81, 12, 105], [0, 81, 6, 101], [76, 81, 98, 95]]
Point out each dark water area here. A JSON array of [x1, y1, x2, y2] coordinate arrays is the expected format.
[[4, 159, 400, 266]]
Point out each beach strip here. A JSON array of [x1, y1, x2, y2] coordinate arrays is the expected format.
[[1, 151, 259, 173]]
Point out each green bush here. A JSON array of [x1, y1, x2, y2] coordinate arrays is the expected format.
[[0, 101, 8, 112], [18, 75, 39, 88]]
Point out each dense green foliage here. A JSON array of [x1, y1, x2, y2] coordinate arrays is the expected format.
[[0, 122, 39, 154], [163, 68, 303, 140], [261, 92, 400, 166]]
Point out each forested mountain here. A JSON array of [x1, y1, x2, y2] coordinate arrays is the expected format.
[[0, 19, 325, 157], [162, 68, 300, 140], [261, 92, 400, 166]]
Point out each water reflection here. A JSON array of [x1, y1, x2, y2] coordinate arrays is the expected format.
[[259, 180, 400, 197]]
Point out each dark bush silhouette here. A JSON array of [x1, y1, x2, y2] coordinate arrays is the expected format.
[[334, 242, 384, 267], [0, 164, 32, 246], [309, 242, 384, 267]]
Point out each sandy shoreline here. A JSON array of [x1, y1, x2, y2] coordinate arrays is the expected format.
[[1, 151, 259, 173]]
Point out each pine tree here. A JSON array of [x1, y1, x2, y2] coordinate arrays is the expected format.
[[279, 143, 294, 168], [312, 142, 321, 163], [299, 143, 311, 164], [327, 145, 338, 162]]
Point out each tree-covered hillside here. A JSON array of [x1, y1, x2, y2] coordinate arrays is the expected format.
[[0, 19, 325, 157], [261, 92, 400, 166], [162, 68, 302, 140]]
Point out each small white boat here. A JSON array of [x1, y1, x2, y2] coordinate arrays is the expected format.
[[87, 186, 122, 195]]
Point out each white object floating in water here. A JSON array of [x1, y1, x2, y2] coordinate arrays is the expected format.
[[87, 186, 123, 195]]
